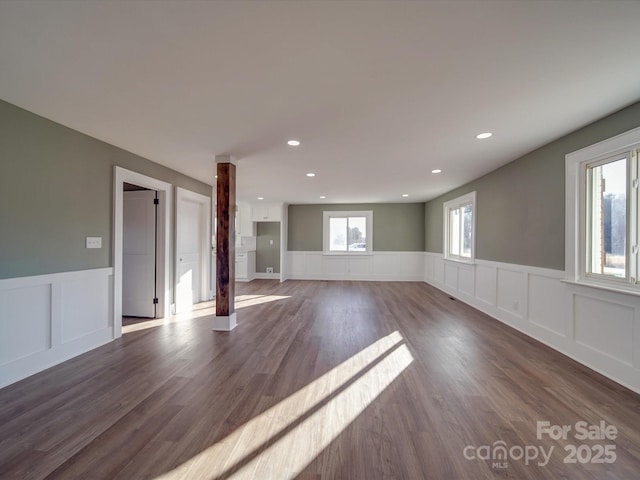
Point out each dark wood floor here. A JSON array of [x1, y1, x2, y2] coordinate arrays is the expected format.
[[1, 280, 639, 479]]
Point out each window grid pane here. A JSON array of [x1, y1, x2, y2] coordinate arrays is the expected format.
[[461, 204, 472, 258], [587, 157, 627, 278], [347, 216, 367, 251], [329, 217, 347, 251], [450, 208, 460, 256]]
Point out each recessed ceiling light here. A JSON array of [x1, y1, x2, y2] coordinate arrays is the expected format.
[[431, 169, 442, 174], [306, 172, 315, 177], [287, 140, 301, 146], [476, 132, 493, 139], [319, 195, 326, 199], [257, 197, 264, 200], [402, 194, 409, 197]]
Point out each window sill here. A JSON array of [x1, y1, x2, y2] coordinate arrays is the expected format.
[[322, 252, 373, 256], [443, 256, 476, 266], [562, 278, 640, 297]]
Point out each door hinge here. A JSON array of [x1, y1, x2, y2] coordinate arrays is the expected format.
[[153, 198, 159, 205], [153, 297, 159, 304]]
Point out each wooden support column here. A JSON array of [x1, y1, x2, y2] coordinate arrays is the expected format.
[[213, 155, 237, 331]]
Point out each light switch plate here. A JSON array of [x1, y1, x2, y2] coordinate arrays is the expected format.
[[86, 236, 102, 249]]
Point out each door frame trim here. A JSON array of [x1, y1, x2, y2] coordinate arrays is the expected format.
[[113, 167, 172, 338]]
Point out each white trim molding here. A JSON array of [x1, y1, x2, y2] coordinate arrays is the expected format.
[[213, 313, 237, 332], [0, 268, 113, 388], [253, 272, 280, 280], [424, 252, 640, 394], [114, 166, 172, 338], [285, 251, 425, 281], [566, 125, 640, 295]]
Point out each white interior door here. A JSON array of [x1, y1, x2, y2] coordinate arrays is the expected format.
[[176, 197, 203, 312], [123, 190, 157, 317]]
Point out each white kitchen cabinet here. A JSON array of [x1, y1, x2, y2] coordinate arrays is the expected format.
[[251, 204, 282, 222], [236, 203, 255, 236], [235, 251, 255, 282]]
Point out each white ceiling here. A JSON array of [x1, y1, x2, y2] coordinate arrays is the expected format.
[[1, 0, 639, 204]]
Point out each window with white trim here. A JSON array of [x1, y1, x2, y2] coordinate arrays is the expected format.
[[323, 210, 373, 254], [566, 126, 640, 294], [443, 192, 476, 263], [586, 153, 632, 280]]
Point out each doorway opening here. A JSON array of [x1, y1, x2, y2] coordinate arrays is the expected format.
[[122, 183, 160, 325], [113, 167, 172, 339], [175, 187, 212, 314]]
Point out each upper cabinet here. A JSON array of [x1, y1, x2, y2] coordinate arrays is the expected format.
[[251, 204, 282, 222], [236, 203, 256, 236]]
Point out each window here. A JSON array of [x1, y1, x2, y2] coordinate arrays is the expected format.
[[323, 211, 373, 254], [443, 192, 476, 263], [566, 126, 640, 294], [586, 155, 629, 279]]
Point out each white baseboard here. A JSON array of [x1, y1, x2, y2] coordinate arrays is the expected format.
[[253, 272, 280, 280], [212, 313, 237, 331]]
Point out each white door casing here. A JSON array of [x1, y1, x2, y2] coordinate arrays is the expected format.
[[114, 167, 172, 339]]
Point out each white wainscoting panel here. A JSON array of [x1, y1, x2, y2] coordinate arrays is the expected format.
[[0, 268, 114, 388], [475, 263, 497, 308], [574, 295, 634, 366], [62, 274, 111, 342], [324, 256, 348, 278], [402, 254, 424, 278], [424, 254, 434, 281], [434, 256, 445, 284], [444, 263, 458, 290], [528, 273, 567, 337], [496, 268, 524, 319], [424, 253, 640, 394], [458, 264, 475, 298], [0, 284, 51, 366], [285, 251, 425, 281]]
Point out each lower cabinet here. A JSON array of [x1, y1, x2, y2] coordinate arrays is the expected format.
[[236, 251, 255, 281]]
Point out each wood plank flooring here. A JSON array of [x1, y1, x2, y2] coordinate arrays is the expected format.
[[1, 280, 639, 479]]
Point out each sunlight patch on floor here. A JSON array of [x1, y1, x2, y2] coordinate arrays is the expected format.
[[154, 331, 413, 479], [235, 294, 291, 309], [122, 295, 290, 334]]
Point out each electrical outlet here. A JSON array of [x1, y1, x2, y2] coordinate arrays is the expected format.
[[266, 267, 274, 273], [86, 236, 102, 249]]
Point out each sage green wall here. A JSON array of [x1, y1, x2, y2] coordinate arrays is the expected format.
[[288, 203, 425, 251], [425, 100, 640, 270], [256, 222, 281, 273], [0, 100, 212, 279]]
